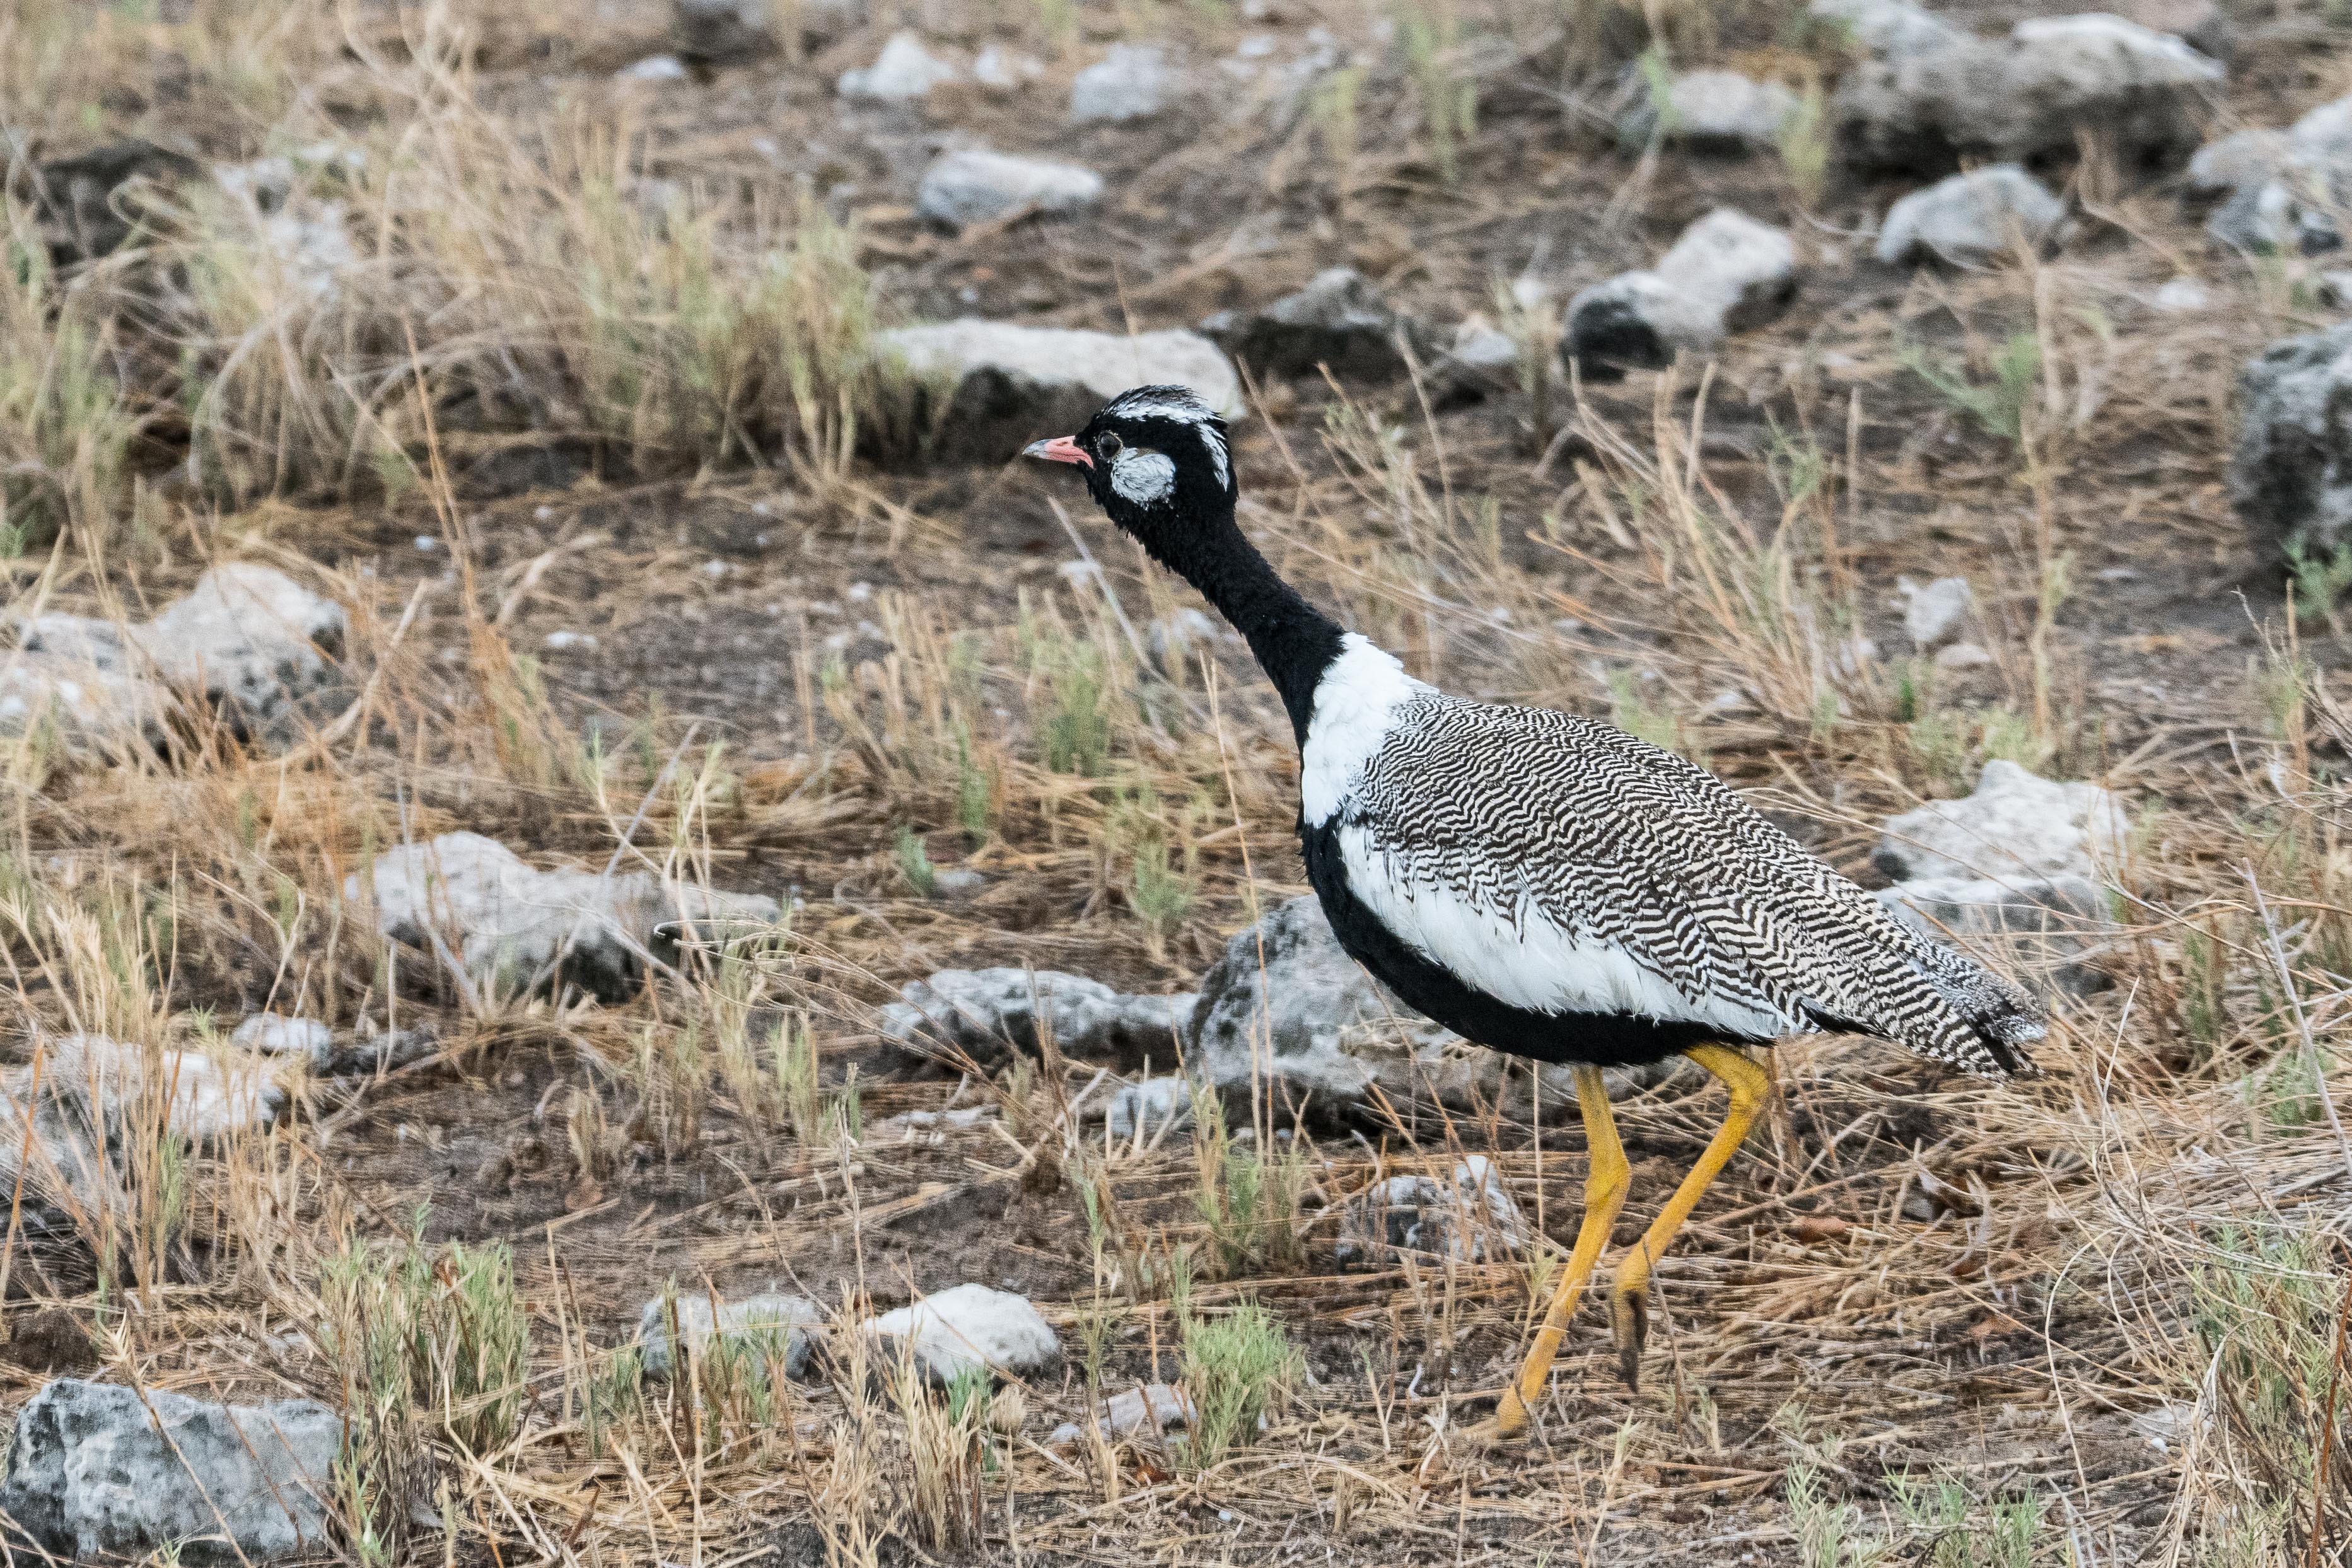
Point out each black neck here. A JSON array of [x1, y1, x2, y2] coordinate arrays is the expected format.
[[1145, 510, 1344, 742]]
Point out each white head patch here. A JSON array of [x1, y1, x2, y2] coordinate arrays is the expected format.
[[1104, 386, 1231, 492], [1109, 448, 1178, 504]]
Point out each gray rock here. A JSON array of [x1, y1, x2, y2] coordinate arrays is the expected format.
[[876, 319, 1242, 463], [1835, 13, 2221, 175], [2232, 322, 2352, 571], [1897, 575, 1972, 648], [1877, 873, 2111, 997], [838, 32, 958, 102], [1618, 69, 1798, 152], [1048, 1381, 1194, 1445], [1105, 1075, 1194, 1141], [2186, 127, 2291, 199], [1187, 895, 1682, 1119], [1933, 640, 1994, 671], [1200, 267, 1427, 381], [879, 968, 1193, 1071], [2149, 276, 2214, 313], [1875, 165, 2064, 265], [0, 646, 171, 752], [637, 1290, 823, 1381], [916, 149, 1101, 229], [0, 1035, 281, 1223], [1564, 207, 1797, 377], [1808, 0, 1965, 59], [18, 564, 347, 739], [1334, 1156, 1529, 1268], [230, 1013, 334, 1064], [1071, 44, 1176, 123], [315, 1024, 438, 1076], [0, 1379, 339, 1565], [2208, 171, 2343, 255], [1874, 760, 2126, 883], [353, 831, 779, 1003], [864, 1284, 1060, 1383]]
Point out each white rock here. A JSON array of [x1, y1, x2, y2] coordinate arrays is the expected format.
[[231, 1013, 334, 1064], [1621, 69, 1798, 151], [0, 1036, 281, 1221], [880, 968, 1192, 1070], [838, 32, 959, 102], [0, 1379, 341, 1564], [0, 648, 170, 751], [972, 46, 1043, 92], [1199, 267, 1424, 381], [916, 149, 1102, 229], [1875, 165, 2064, 265], [1873, 760, 2126, 882], [2150, 277, 2214, 313], [1071, 44, 1175, 122], [1933, 641, 1995, 671], [108, 563, 347, 733], [352, 831, 779, 1003], [1049, 1382, 1196, 1445], [1897, 575, 1973, 648], [2288, 93, 2352, 165], [1809, 0, 1963, 57], [865, 1284, 1060, 1383], [2186, 127, 2291, 199], [876, 319, 1242, 462], [637, 1290, 823, 1380], [544, 630, 598, 651], [1564, 208, 1797, 375], [617, 54, 690, 82], [1334, 1156, 1530, 1267]]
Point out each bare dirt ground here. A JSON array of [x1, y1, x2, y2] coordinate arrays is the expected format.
[[4, 0, 2352, 1564]]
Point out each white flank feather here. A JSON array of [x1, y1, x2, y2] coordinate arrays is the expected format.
[[1300, 636, 1429, 827]]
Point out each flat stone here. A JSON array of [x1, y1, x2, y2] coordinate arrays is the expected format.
[[637, 1290, 823, 1381], [1071, 44, 1176, 122], [838, 32, 959, 102], [1897, 575, 1972, 648], [876, 319, 1242, 463], [0, 1379, 340, 1564], [916, 149, 1102, 229], [230, 1013, 334, 1064], [1334, 1156, 1530, 1267], [1564, 207, 1796, 377], [864, 1284, 1060, 1384], [878, 967, 1192, 1072], [1873, 760, 2127, 883], [1618, 69, 1798, 152], [1200, 267, 1427, 381], [2230, 322, 2352, 570], [353, 831, 779, 1003], [1875, 165, 2064, 265]]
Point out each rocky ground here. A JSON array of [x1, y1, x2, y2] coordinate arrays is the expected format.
[[1, 0, 2350, 1562]]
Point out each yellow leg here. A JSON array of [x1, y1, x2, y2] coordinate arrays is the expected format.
[[1609, 1043, 1769, 1390], [1495, 1065, 1627, 1440]]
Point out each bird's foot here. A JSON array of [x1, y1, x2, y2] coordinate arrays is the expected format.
[[1493, 1386, 1534, 1441], [1611, 1285, 1648, 1391]]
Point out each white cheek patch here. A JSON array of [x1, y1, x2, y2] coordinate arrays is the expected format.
[[1109, 450, 1177, 504]]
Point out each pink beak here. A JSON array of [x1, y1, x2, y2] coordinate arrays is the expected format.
[[1022, 434, 1093, 470]]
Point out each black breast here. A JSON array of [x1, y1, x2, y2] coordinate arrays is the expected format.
[[1297, 816, 1744, 1071]]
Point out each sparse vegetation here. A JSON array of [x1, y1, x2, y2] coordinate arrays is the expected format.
[[0, 0, 2341, 1563]]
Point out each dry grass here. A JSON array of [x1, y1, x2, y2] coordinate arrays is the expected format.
[[1, 0, 2349, 1564]]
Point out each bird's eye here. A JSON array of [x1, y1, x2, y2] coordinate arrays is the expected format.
[[1098, 433, 1124, 461]]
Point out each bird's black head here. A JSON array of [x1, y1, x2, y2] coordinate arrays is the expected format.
[[1022, 385, 1237, 560]]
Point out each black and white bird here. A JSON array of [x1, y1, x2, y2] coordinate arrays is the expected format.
[[1025, 386, 2044, 1439]]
